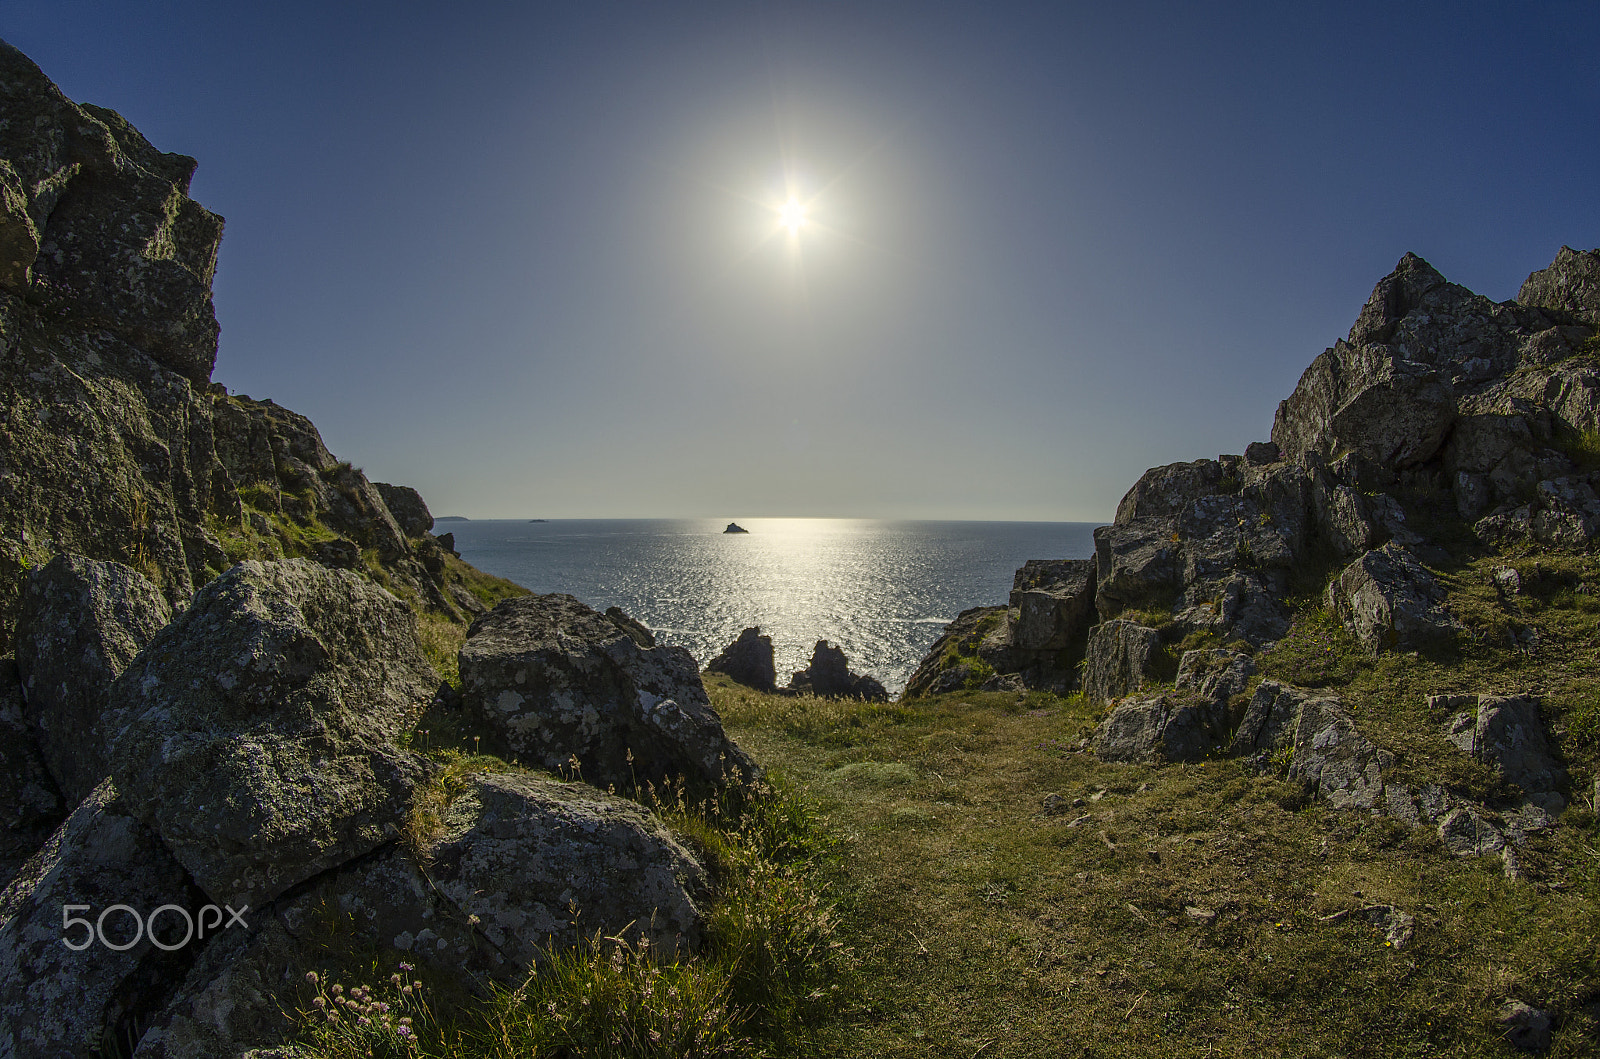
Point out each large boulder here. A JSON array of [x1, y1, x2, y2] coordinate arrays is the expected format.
[[0, 781, 200, 1059], [423, 771, 708, 963], [1231, 681, 1393, 811], [14, 554, 172, 802], [1082, 620, 1164, 703], [1008, 559, 1096, 651], [1442, 695, 1566, 812], [1092, 692, 1228, 764], [788, 640, 889, 701], [705, 626, 776, 692], [459, 594, 759, 791], [1092, 519, 1182, 619], [1326, 542, 1460, 654], [0, 658, 63, 888], [105, 559, 438, 907], [1517, 245, 1600, 322]]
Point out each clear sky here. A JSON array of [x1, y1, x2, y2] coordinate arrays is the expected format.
[[8, 2, 1599, 520]]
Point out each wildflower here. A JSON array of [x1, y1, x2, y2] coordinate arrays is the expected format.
[[397, 1025, 414, 1039], [332, 984, 343, 996], [398, 962, 414, 972], [414, 981, 423, 991], [358, 1016, 371, 1027], [305, 970, 319, 983], [312, 997, 326, 1009], [402, 985, 414, 996]]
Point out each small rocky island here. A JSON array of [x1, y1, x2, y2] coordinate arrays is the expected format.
[[723, 521, 749, 533]]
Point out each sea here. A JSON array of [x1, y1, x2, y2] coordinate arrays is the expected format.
[[445, 518, 1100, 696]]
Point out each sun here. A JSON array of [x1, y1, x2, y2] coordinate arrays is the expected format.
[[779, 199, 807, 232]]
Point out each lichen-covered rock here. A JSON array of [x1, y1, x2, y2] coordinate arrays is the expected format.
[[1518, 245, 1600, 322], [424, 771, 707, 963], [705, 626, 776, 692], [900, 606, 1009, 698], [15, 554, 172, 801], [374, 482, 434, 538], [1284, 695, 1393, 811], [1082, 620, 1163, 703], [459, 594, 758, 791], [105, 560, 438, 907], [1326, 542, 1460, 654], [1008, 559, 1096, 651], [1115, 460, 1226, 523], [0, 658, 63, 888], [788, 640, 889, 701], [1174, 649, 1254, 704], [1092, 692, 1227, 763], [1092, 519, 1182, 619], [1474, 477, 1600, 548], [0, 780, 200, 1059]]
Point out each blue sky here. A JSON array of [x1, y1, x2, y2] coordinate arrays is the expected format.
[[8, 2, 1599, 519]]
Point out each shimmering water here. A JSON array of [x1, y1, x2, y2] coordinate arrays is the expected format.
[[445, 518, 1098, 695]]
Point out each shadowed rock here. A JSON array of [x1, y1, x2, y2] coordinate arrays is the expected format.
[[1092, 692, 1229, 764], [15, 554, 173, 803], [0, 658, 63, 888], [706, 626, 776, 692], [459, 594, 758, 790], [105, 559, 438, 907], [1082, 621, 1163, 703], [788, 640, 889, 701], [1008, 559, 1097, 652], [1326, 542, 1460, 654], [374, 482, 434, 538]]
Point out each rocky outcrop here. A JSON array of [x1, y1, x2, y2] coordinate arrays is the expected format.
[[105, 559, 438, 907], [15, 554, 172, 802], [1440, 694, 1566, 812], [0, 780, 200, 1059], [1008, 559, 1096, 651], [459, 594, 759, 791], [705, 626, 777, 692], [1091, 692, 1230, 764], [374, 482, 433, 537], [901, 606, 1011, 697], [1326, 542, 1460, 655], [788, 640, 890, 701], [1518, 245, 1600, 323], [423, 771, 708, 963]]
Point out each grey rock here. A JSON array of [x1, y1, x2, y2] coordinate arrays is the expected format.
[[0, 658, 63, 888], [1518, 245, 1600, 321], [459, 594, 759, 790], [106, 560, 438, 907], [1082, 621, 1163, 703], [424, 771, 707, 963], [789, 640, 889, 701], [1232, 681, 1334, 757], [1437, 806, 1506, 856], [310, 538, 360, 569], [15, 554, 173, 802], [1326, 542, 1460, 654], [1243, 441, 1280, 466], [1114, 460, 1224, 523], [1496, 1000, 1552, 1052], [0, 780, 199, 1059], [1092, 692, 1227, 763], [374, 483, 434, 537], [1008, 559, 1097, 652], [901, 607, 1009, 699], [1363, 905, 1415, 949], [1446, 696, 1565, 807], [1286, 695, 1392, 811], [705, 626, 776, 692], [1093, 519, 1182, 619]]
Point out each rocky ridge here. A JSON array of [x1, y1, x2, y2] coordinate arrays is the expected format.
[[907, 244, 1600, 874]]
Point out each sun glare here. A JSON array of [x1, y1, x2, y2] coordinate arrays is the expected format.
[[780, 199, 806, 232]]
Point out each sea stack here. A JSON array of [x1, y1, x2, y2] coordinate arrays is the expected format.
[[724, 522, 749, 533]]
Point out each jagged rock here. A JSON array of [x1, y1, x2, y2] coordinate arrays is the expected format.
[[459, 594, 758, 790], [105, 559, 438, 907], [1285, 695, 1392, 811], [1082, 621, 1163, 703], [705, 626, 776, 692], [1174, 648, 1254, 704], [374, 482, 433, 537], [1326, 542, 1460, 654], [0, 42, 222, 382], [1008, 559, 1096, 651], [1244, 441, 1280, 466], [1518, 245, 1600, 322], [1115, 460, 1226, 522], [1442, 695, 1565, 811], [14, 554, 173, 802], [788, 640, 889, 701], [0, 657, 63, 889], [0, 780, 200, 1059], [1093, 518, 1182, 619], [422, 771, 708, 964], [900, 606, 1010, 699], [1092, 692, 1227, 763]]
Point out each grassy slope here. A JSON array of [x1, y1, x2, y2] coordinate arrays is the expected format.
[[709, 659, 1600, 1056]]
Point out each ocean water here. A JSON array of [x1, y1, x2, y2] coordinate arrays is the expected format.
[[445, 518, 1099, 695]]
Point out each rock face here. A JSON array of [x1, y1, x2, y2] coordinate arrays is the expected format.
[[787, 640, 889, 701], [1008, 559, 1097, 651], [459, 594, 759, 791], [15, 554, 172, 802], [374, 482, 433, 538], [424, 771, 708, 963], [705, 626, 776, 692], [105, 559, 438, 906], [901, 606, 1011, 697], [1082, 620, 1165, 703], [0, 781, 200, 1059]]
